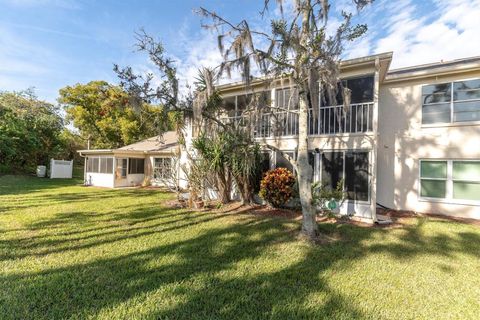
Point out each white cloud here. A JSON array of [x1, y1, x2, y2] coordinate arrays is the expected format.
[[174, 26, 224, 96], [371, 0, 480, 68]]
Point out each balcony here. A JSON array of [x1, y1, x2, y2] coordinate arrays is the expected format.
[[222, 102, 374, 138]]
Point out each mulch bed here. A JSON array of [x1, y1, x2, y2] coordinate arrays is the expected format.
[[163, 198, 480, 228]]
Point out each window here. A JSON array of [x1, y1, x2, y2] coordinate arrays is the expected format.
[[321, 75, 374, 106], [153, 157, 173, 180], [98, 158, 113, 173], [420, 160, 480, 202], [222, 92, 270, 117], [223, 96, 237, 117], [86, 157, 92, 172], [420, 161, 447, 198], [275, 150, 317, 180], [422, 78, 480, 124], [92, 158, 99, 173], [276, 88, 297, 110], [320, 151, 370, 201], [275, 88, 298, 135], [452, 161, 480, 201], [453, 79, 480, 122], [128, 158, 145, 174], [422, 83, 452, 124], [86, 157, 113, 174]]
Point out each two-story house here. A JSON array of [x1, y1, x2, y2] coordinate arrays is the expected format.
[[202, 52, 480, 221], [80, 52, 480, 222]]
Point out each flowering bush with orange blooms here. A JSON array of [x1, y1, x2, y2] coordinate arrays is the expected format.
[[259, 167, 296, 207]]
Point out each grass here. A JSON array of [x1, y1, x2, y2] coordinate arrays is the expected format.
[[1, 175, 479, 319]]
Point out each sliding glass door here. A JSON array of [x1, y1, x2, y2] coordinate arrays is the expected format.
[[320, 150, 370, 202]]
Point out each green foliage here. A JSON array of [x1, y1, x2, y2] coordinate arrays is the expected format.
[[311, 179, 346, 214], [259, 167, 296, 207], [193, 129, 264, 204], [59, 81, 171, 149], [0, 90, 73, 173], [192, 132, 232, 203]]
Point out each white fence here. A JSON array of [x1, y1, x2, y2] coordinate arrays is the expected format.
[[50, 159, 73, 179]]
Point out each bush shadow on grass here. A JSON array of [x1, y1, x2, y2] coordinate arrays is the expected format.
[[2, 207, 480, 319]]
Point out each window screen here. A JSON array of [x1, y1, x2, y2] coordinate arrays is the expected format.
[[321, 75, 374, 106], [86, 157, 113, 173], [321, 152, 344, 190], [92, 158, 99, 173], [86, 158, 92, 172], [129, 158, 145, 174], [276, 88, 297, 109], [345, 152, 369, 201]]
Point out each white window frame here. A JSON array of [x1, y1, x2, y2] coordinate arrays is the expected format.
[[418, 159, 480, 206], [422, 77, 480, 127]]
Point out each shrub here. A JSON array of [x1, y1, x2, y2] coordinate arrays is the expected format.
[[311, 179, 346, 216], [259, 167, 296, 207]]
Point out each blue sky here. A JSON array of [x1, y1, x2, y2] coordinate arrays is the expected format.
[[1, 0, 479, 103]]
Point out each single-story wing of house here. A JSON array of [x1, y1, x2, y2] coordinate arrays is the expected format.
[[77, 131, 181, 188]]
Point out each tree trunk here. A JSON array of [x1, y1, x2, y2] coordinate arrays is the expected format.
[[237, 176, 255, 205], [216, 168, 231, 204], [297, 94, 318, 238]]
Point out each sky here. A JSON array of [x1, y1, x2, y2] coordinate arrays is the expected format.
[[1, 0, 479, 103]]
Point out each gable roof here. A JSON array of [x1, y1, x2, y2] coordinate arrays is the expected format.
[[117, 131, 179, 153], [77, 131, 179, 155]]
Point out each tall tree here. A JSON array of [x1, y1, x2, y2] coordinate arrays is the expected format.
[[59, 80, 170, 149], [0, 90, 68, 173], [198, 0, 371, 238]]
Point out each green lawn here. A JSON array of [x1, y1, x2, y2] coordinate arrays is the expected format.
[[1, 175, 479, 319]]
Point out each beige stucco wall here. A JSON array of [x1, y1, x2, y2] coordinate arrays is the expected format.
[[378, 70, 480, 219]]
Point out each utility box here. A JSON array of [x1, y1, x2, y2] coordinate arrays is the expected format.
[[36, 165, 46, 177], [50, 159, 73, 179]]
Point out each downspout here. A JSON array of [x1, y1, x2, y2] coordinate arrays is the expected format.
[[371, 57, 380, 223], [78, 151, 87, 185]]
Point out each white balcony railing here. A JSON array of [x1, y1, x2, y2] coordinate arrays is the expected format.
[[309, 103, 373, 135], [222, 102, 374, 138]]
